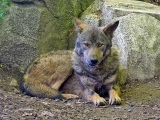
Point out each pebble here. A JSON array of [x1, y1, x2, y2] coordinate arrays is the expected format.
[[10, 79, 18, 87], [128, 109, 132, 112], [41, 101, 50, 105], [157, 104, 160, 108], [40, 111, 54, 117], [8, 105, 14, 110], [22, 112, 33, 116]]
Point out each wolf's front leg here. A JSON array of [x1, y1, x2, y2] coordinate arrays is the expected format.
[[76, 74, 107, 106], [82, 88, 107, 106], [104, 72, 122, 105], [108, 86, 121, 105]]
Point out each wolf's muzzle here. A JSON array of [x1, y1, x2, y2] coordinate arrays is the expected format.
[[89, 58, 98, 66]]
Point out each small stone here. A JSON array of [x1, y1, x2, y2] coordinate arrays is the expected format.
[[10, 79, 18, 87], [41, 101, 49, 105], [41, 111, 54, 117], [22, 112, 33, 116], [8, 105, 14, 110], [143, 111, 147, 114], [128, 109, 132, 112], [157, 104, 160, 108]]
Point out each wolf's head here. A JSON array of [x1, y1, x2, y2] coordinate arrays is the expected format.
[[73, 18, 119, 67]]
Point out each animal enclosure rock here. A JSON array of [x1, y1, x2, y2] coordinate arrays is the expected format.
[[0, 1, 94, 73], [113, 13, 160, 80], [101, 0, 160, 25], [0, 4, 40, 72]]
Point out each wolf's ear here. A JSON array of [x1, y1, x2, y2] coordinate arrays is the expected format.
[[73, 18, 88, 34], [103, 21, 119, 39]]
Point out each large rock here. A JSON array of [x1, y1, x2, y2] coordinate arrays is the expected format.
[[38, 0, 94, 53], [113, 13, 160, 80], [69, 0, 160, 81], [101, 0, 160, 25], [0, 1, 94, 72], [0, 4, 40, 72], [82, 0, 160, 25]]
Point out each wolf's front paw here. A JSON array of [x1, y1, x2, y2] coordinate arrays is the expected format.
[[109, 89, 121, 105], [91, 93, 107, 106]]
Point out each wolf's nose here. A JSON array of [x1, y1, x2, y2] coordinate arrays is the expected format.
[[90, 58, 98, 65]]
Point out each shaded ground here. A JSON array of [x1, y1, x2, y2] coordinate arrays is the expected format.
[[0, 65, 160, 120]]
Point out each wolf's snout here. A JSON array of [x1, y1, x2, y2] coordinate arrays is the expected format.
[[89, 58, 98, 66]]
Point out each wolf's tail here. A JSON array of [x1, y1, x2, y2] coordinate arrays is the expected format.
[[22, 77, 64, 99]]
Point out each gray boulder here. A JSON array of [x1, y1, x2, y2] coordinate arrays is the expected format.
[[0, 4, 40, 72], [81, 0, 160, 25], [113, 13, 160, 80], [0, 1, 94, 72], [101, 0, 160, 25]]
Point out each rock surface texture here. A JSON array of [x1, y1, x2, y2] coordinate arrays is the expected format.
[[0, 0, 94, 72]]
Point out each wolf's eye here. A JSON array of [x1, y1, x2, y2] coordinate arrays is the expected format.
[[83, 43, 90, 47], [97, 43, 103, 47]]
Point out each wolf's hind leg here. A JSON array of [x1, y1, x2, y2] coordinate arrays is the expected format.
[[50, 78, 79, 99], [49, 69, 73, 90]]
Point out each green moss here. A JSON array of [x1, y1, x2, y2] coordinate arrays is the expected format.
[[117, 66, 127, 86], [37, 0, 95, 54], [122, 79, 160, 104], [37, 8, 69, 54], [0, 0, 11, 21], [155, 53, 160, 76], [136, 0, 149, 2]]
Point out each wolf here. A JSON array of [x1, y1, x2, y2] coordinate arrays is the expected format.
[[23, 18, 121, 106]]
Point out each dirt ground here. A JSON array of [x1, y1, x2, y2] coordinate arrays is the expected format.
[[0, 65, 160, 120]]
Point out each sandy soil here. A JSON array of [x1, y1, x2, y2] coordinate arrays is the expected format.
[[0, 66, 160, 120]]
